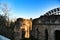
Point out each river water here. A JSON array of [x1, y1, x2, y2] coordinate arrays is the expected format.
[[0, 35, 10, 40]]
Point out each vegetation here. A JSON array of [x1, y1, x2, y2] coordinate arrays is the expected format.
[[23, 36, 38, 40]]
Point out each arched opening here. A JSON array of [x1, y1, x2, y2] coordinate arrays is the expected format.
[[45, 29, 48, 40], [22, 31, 25, 39], [55, 30, 60, 40]]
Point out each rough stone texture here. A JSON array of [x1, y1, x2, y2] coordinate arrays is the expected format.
[[32, 15, 60, 40], [0, 17, 32, 40], [32, 7, 60, 40], [1, 7, 60, 40]]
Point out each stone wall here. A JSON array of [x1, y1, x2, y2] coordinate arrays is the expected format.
[[32, 14, 60, 40]]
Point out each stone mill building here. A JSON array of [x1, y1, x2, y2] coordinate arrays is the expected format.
[[32, 7, 60, 40]]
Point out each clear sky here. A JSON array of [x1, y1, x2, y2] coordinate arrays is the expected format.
[[0, 0, 60, 19]]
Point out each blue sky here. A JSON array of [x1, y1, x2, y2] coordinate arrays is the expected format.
[[0, 0, 60, 19]]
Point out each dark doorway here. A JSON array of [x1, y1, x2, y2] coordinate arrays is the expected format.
[[45, 29, 48, 40], [22, 31, 25, 39], [55, 30, 60, 40]]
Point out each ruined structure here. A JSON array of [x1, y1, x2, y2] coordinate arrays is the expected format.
[[32, 7, 60, 40], [0, 7, 60, 40], [0, 17, 32, 40], [14, 18, 32, 40]]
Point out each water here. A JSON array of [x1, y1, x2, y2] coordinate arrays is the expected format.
[[0, 35, 10, 40]]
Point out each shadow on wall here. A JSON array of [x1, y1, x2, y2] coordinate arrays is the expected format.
[[0, 35, 10, 40]]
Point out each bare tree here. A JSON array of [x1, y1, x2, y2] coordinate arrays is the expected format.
[[2, 3, 10, 21], [1, 3, 11, 26]]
